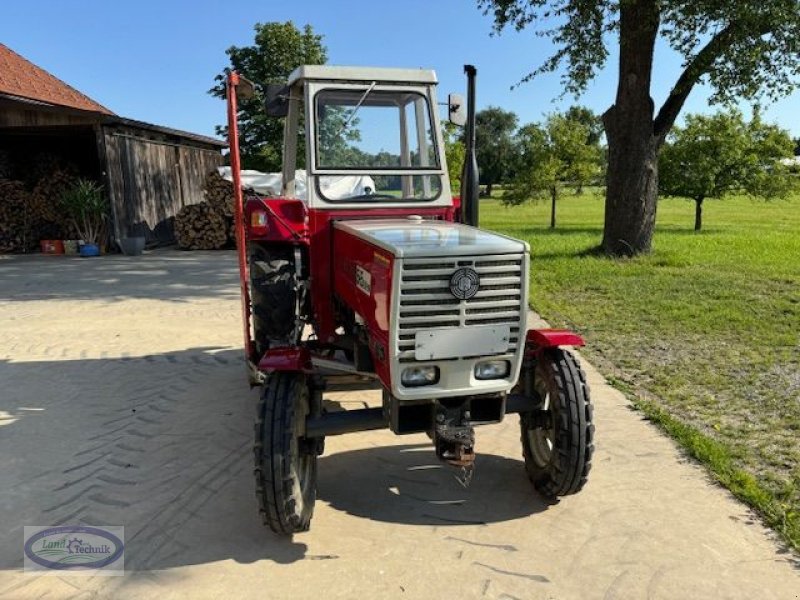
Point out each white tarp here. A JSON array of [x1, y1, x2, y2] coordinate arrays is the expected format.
[[779, 156, 800, 167], [217, 167, 375, 201]]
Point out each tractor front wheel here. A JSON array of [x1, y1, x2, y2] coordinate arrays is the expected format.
[[520, 348, 594, 498], [254, 371, 317, 534], [249, 245, 299, 355]]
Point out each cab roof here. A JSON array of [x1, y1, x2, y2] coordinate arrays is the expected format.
[[287, 65, 438, 86]]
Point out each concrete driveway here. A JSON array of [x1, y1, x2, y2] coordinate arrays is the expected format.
[[0, 250, 797, 599]]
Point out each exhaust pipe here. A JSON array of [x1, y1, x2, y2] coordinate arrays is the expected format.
[[460, 65, 479, 228]]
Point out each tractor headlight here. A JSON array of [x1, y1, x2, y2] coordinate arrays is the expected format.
[[474, 360, 510, 380], [401, 366, 439, 387]]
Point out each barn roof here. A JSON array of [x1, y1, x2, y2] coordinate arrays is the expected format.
[[0, 43, 114, 115]]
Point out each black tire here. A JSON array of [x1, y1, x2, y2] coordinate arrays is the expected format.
[[249, 245, 298, 354], [254, 372, 317, 535], [520, 348, 594, 498]]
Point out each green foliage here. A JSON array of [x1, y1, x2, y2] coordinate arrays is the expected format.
[[60, 179, 108, 244], [504, 111, 603, 221], [475, 107, 518, 193], [660, 110, 796, 209], [316, 104, 363, 167], [564, 105, 604, 145], [479, 1, 800, 105], [210, 21, 327, 172], [505, 122, 559, 206], [745, 114, 798, 199], [660, 111, 751, 203], [443, 122, 465, 193]]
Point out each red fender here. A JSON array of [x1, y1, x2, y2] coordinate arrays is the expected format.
[[525, 329, 585, 352], [257, 347, 312, 373]]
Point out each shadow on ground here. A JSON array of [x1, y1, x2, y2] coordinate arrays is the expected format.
[[319, 444, 547, 526], [0, 250, 240, 303], [0, 347, 547, 585]]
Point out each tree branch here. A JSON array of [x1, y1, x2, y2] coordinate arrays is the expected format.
[[653, 24, 740, 142]]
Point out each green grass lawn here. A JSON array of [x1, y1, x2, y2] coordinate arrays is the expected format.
[[481, 190, 800, 550]]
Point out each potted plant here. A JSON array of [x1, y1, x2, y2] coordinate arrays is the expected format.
[[60, 179, 108, 257]]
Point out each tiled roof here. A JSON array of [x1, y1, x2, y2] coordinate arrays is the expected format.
[[0, 43, 114, 115]]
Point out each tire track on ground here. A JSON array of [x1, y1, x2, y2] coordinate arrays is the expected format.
[[33, 351, 241, 540]]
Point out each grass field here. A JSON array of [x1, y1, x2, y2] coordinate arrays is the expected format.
[[481, 190, 800, 550]]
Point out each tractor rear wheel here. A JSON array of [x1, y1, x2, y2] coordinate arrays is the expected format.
[[254, 371, 317, 534], [520, 348, 594, 498]]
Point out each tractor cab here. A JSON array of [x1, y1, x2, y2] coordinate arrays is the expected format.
[[268, 65, 453, 209], [225, 65, 594, 535]]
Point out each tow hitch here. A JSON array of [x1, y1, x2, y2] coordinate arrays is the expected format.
[[433, 402, 476, 487]]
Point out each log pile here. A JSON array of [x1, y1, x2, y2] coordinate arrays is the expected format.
[[174, 171, 237, 250], [30, 168, 78, 224], [204, 171, 234, 218], [0, 153, 82, 253], [0, 179, 32, 253], [174, 202, 228, 250]]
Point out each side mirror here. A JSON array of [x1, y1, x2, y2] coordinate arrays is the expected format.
[[448, 93, 466, 126], [265, 83, 289, 117]]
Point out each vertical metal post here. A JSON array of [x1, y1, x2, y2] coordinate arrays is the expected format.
[[414, 97, 432, 197], [399, 105, 413, 198], [460, 65, 479, 227], [226, 71, 255, 364], [281, 86, 299, 198]]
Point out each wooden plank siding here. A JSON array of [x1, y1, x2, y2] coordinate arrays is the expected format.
[[102, 127, 223, 243], [0, 98, 103, 128]]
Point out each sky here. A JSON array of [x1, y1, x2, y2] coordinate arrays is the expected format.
[[2, 0, 798, 140]]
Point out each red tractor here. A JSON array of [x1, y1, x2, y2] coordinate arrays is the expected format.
[[225, 65, 594, 535]]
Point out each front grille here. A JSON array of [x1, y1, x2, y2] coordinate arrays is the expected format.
[[396, 254, 525, 363]]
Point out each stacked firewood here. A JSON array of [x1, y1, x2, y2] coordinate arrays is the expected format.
[[204, 171, 234, 218], [174, 202, 229, 250], [174, 171, 237, 250], [30, 168, 77, 224], [0, 177, 74, 253], [0, 153, 81, 253], [0, 179, 33, 253]]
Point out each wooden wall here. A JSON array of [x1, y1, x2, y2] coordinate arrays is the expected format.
[[102, 127, 223, 243], [0, 100, 101, 128]]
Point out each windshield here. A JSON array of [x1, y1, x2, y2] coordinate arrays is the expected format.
[[315, 88, 441, 201]]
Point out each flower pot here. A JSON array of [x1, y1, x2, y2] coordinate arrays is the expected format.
[[40, 240, 64, 255], [119, 236, 145, 256], [79, 243, 101, 257]]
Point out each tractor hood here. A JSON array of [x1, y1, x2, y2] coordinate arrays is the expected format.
[[333, 218, 528, 259]]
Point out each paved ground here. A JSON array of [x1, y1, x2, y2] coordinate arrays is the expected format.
[[0, 250, 797, 600]]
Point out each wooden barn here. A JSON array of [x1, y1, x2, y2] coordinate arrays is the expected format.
[[0, 43, 225, 248]]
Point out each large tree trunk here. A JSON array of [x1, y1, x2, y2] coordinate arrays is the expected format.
[[550, 186, 557, 229], [485, 182, 493, 197], [601, 1, 661, 257], [694, 197, 703, 231]]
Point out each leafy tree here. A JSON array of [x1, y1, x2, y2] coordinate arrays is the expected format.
[[564, 106, 603, 146], [564, 105, 604, 192], [210, 21, 326, 172], [660, 110, 796, 231], [505, 112, 603, 228], [443, 122, 466, 192], [743, 113, 798, 201], [505, 123, 559, 222], [480, 0, 800, 256], [475, 107, 518, 196]]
